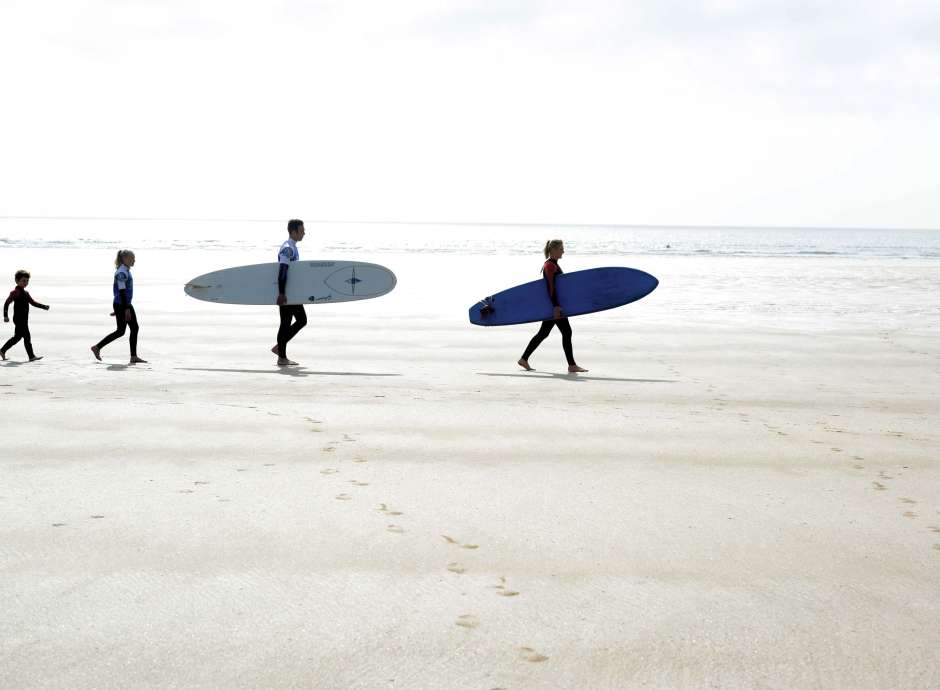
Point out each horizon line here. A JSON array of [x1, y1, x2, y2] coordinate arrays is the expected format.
[[0, 215, 937, 233]]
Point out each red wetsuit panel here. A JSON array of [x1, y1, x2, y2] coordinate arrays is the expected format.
[[4, 287, 44, 321], [542, 259, 561, 306]]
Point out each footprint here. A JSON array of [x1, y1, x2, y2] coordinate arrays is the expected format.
[[386, 524, 404, 534], [194, 481, 210, 485], [322, 446, 337, 453], [378, 504, 403, 516], [873, 482, 888, 491], [455, 614, 479, 629], [51, 523, 66, 527], [263, 463, 275, 467], [902, 511, 918, 519], [179, 489, 195, 494], [518, 647, 549, 663], [342, 434, 356, 442], [442, 534, 478, 549], [335, 493, 352, 501], [236, 468, 247, 472], [447, 562, 466, 574], [353, 458, 368, 464], [90, 515, 105, 519], [349, 480, 370, 487], [928, 527, 940, 534], [899, 498, 917, 504], [491, 576, 520, 597], [320, 468, 339, 475]]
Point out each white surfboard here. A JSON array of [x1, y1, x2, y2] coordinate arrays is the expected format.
[[184, 261, 397, 305]]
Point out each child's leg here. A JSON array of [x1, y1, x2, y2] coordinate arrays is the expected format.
[[95, 308, 128, 351], [127, 307, 139, 358], [19, 323, 35, 359], [1, 333, 20, 357]]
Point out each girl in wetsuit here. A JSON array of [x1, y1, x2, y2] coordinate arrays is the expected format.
[[2, 270, 50, 362], [91, 249, 147, 364], [518, 240, 588, 373]]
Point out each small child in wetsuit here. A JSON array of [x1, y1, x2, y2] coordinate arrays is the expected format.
[[90, 249, 147, 364], [1, 270, 50, 362]]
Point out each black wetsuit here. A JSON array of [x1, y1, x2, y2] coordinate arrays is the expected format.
[[521, 258, 575, 366], [95, 266, 139, 357], [277, 239, 306, 358], [2, 286, 47, 358]]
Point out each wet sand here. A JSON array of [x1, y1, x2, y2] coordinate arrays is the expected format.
[[1, 251, 938, 689]]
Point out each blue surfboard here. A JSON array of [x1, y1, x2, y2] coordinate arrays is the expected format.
[[468, 267, 658, 326]]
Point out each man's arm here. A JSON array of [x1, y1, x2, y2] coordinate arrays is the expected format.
[[277, 263, 289, 304]]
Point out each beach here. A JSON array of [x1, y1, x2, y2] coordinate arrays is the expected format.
[[1, 243, 939, 689]]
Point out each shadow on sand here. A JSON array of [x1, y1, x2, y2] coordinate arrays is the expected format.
[[477, 372, 677, 383], [174, 367, 401, 378]]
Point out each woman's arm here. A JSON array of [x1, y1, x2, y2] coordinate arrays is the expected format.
[[544, 263, 560, 306]]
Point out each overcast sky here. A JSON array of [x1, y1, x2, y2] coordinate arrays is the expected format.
[[2, 1, 938, 228]]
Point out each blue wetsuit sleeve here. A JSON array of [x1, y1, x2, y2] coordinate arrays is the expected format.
[[278, 263, 289, 296]]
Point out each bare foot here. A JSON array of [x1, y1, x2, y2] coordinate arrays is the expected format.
[[129, 356, 148, 364], [568, 365, 588, 373], [271, 345, 279, 355], [0, 350, 6, 361], [277, 358, 298, 366], [90, 346, 101, 361], [518, 358, 533, 371], [28, 356, 43, 362]]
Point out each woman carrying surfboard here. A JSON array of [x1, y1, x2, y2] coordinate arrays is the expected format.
[[518, 240, 588, 373]]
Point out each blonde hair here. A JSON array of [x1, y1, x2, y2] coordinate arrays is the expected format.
[[114, 249, 135, 267], [543, 239, 564, 258]]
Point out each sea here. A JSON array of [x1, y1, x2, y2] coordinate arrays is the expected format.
[[1, 219, 939, 259], [1, 219, 938, 333]]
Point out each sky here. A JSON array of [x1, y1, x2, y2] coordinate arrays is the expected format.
[[1, 0, 939, 228]]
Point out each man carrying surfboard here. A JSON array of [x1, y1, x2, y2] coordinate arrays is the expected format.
[[518, 240, 588, 373], [272, 219, 308, 366]]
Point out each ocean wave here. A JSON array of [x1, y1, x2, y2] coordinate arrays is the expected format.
[[1, 230, 939, 260]]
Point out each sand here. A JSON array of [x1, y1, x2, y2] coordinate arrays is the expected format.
[[1, 250, 938, 689]]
